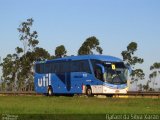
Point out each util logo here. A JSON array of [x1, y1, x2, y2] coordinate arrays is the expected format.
[[38, 74, 51, 87]]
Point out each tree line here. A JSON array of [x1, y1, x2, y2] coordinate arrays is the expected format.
[[0, 18, 159, 92]]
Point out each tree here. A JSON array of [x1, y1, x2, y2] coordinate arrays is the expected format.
[[17, 18, 39, 55], [121, 42, 145, 91], [15, 47, 23, 54], [121, 42, 144, 66], [34, 47, 51, 61], [138, 84, 143, 91], [130, 69, 145, 91], [143, 80, 150, 91], [0, 54, 17, 91], [55, 45, 67, 58], [15, 18, 40, 91], [149, 62, 160, 89], [78, 36, 103, 55], [0, 18, 52, 91]]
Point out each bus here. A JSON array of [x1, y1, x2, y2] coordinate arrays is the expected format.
[[34, 55, 129, 96]]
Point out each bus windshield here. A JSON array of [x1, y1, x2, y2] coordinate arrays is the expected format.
[[104, 62, 128, 85]]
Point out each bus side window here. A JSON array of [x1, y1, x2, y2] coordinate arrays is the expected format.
[[36, 63, 45, 74], [70, 60, 91, 73], [45, 63, 51, 73], [35, 64, 40, 73], [50, 62, 59, 73], [82, 60, 91, 74], [94, 66, 103, 81], [55, 62, 60, 73], [50, 62, 55, 73], [71, 61, 79, 72], [62, 61, 71, 73]]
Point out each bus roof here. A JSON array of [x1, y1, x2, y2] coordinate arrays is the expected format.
[[36, 55, 123, 64]]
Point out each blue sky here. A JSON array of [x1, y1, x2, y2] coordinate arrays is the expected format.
[[0, 0, 160, 83]]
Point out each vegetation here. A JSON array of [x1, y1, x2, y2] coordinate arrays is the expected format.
[[121, 42, 145, 91], [0, 18, 51, 91], [78, 36, 103, 55], [149, 62, 160, 90], [55, 45, 67, 58], [143, 81, 150, 91], [0, 96, 160, 120]]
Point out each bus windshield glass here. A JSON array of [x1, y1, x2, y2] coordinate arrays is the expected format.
[[104, 62, 128, 85]]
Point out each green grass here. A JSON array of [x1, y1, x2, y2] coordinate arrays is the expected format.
[[0, 96, 160, 114], [0, 96, 160, 119]]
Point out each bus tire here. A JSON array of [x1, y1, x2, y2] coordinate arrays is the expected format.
[[48, 87, 53, 96], [86, 86, 93, 97]]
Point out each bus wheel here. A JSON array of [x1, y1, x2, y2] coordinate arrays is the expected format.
[[48, 87, 53, 96], [86, 87, 93, 97]]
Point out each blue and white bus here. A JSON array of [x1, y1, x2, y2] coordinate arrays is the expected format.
[[34, 55, 129, 96]]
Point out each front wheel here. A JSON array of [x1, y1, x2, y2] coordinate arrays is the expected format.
[[86, 87, 93, 97]]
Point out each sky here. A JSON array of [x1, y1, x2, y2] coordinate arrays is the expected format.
[[0, 0, 160, 89]]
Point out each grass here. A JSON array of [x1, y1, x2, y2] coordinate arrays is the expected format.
[[0, 96, 160, 119]]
